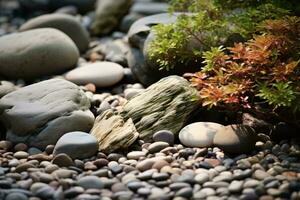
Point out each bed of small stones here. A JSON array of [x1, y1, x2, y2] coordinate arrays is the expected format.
[[1, 1, 300, 200], [1, 136, 300, 200]]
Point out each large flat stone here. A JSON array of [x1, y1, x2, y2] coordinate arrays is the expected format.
[[0, 79, 94, 149]]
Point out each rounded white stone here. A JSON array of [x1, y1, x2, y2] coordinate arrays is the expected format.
[[65, 62, 124, 87], [179, 122, 224, 148]]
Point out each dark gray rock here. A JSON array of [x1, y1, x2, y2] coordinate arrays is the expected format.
[[20, 13, 90, 52], [0, 79, 94, 149], [213, 124, 257, 154], [91, 0, 132, 35], [127, 13, 181, 49]]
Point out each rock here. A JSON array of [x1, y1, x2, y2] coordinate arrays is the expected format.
[[65, 62, 124, 87], [49, 0, 97, 14], [121, 76, 199, 142], [77, 176, 104, 189], [124, 88, 145, 100], [55, 5, 78, 15], [0, 81, 17, 98], [5, 192, 28, 200], [20, 13, 90, 52], [228, 180, 244, 193], [52, 153, 74, 167], [90, 110, 139, 153], [242, 113, 272, 134], [91, 38, 129, 66], [127, 13, 181, 49], [213, 124, 257, 154], [0, 28, 79, 80], [127, 151, 146, 160], [15, 163, 35, 173], [179, 122, 224, 148], [253, 170, 271, 180], [153, 130, 174, 145], [140, 31, 200, 86], [0, 79, 94, 149], [195, 173, 210, 184], [91, 0, 132, 35], [148, 142, 169, 154], [130, 2, 169, 16], [53, 131, 98, 159], [14, 151, 29, 159]]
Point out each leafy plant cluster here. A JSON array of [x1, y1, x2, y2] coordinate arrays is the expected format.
[[186, 17, 300, 118], [149, 0, 291, 70]]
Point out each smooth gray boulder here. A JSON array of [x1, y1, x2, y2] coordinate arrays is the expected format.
[[121, 76, 200, 142], [53, 131, 98, 159], [0, 79, 95, 149], [91, 0, 132, 35], [0, 28, 79, 80], [20, 13, 90, 52]]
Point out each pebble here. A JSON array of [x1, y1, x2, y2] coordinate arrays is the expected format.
[[253, 169, 270, 180], [52, 153, 74, 167], [127, 151, 146, 160], [153, 130, 175, 145], [228, 180, 244, 193], [195, 173, 210, 184], [77, 176, 104, 189], [108, 161, 123, 174], [148, 142, 169, 154], [13, 151, 29, 159], [5, 192, 28, 200]]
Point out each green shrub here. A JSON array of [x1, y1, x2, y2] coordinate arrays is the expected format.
[[148, 0, 291, 70]]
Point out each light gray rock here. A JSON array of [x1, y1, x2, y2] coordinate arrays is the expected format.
[[0, 28, 79, 80], [53, 131, 98, 159], [0, 79, 94, 149], [121, 76, 199, 142], [65, 62, 124, 87], [91, 0, 132, 35], [20, 13, 90, 52], [0, 81, 17, 98], [77, 176, 104, 189], [213, 124, 257, 154], [90, 109, 139, 153], [179, 122, 224, 148]]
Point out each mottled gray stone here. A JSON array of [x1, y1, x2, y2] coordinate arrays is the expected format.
[[0, 79, 94, 149], [121, 76, 199, 142]]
